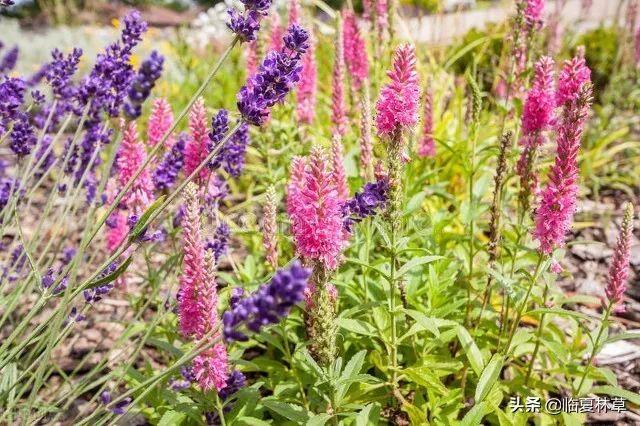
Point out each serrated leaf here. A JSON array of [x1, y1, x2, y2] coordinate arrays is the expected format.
[[306, 413, 332, 426], [403, 366, 448, 395], [355, 403, 380, 426], [456, 326, 485, 376], [158, 410, 186, 426], [397, 256, 443, 277], [337, 318, 377, 337], [262, 399, 309, 423], [474, 355, 503, 403]]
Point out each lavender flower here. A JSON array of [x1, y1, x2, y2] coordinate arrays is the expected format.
[[208, 109, 230, 170], [47, 48, 82, 100], [222, 261, 310, 341], [237, 24, 309, 126], [124, 50, 164, 119], [0, 77, 26, 133], [224, 122, 250, 177], [0, 46, 18, 74], [227, 9, 261, 42], [10, 113, 37, 156], [205, 222, 230, 261], [342, 179, 389, 231], [153, 133, 187, 191], [219, 370, 246, 400]]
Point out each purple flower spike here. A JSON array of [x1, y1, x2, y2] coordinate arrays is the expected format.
[[0, 46, 18, 74], [153, 132, 187, 191], [10, 113, 37, 156], [227, 9, 261, 42], [237, 24, 309, 126], [124, 50, 164, 119], [222, 261, 310, 341], [342, 179, 389, 231]]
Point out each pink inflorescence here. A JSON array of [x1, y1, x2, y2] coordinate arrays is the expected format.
[[117, 121, 154, 214], [296, 32, 317, 124], [533, 55, 592, 255], [287, 148, 347, 269], [342, 10, 369, 91], [524, 0, 545, 29], [331, 134, 349, 200], [193, 342, 230, 392], [521, 56, 556, 140], [178, 184, 207, 338], [184, 97, 210, 182], [556, 52, 591, 106], [147, 98, 174, 148], [331, 24, 348, 136], [605, 204, 634, 306], [417, 85, 436, 158], [375, 44, 420, 138]]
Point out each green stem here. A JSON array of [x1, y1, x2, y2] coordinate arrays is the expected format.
[[575, 301, 613, 396]]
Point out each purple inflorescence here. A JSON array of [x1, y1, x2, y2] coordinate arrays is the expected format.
[[222, 261, 310, 341], [10, 113, 37, 156], [236, 25, 309, 126], [219, 370, 246, 400], [208, 109, 230, 170], [342, 180, 389, 231], [124, 50, 164, 119], [205, 222, 230, 261], [0, 46, 18, 74], [154, 132, 187, 191]]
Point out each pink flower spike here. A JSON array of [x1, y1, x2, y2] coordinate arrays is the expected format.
[[331, 134, 349, 200], [524, 0, 545, 29], [342, 10, 369, 91], [269, 14, 284, 52], [296, 32, 317, 124], [288, 0, 300, 25], [605, 203, 634, 306], [193, 343, 229, 391], [533, 61, 592, 255], [375, 44, 420, 138], [106, 211, 128, 253], [331, 22, 348, 137], [184, 97, 210, 183], [287, 148, 347, 269], [117, 121, 154, 214], [417, 85, 436, 158], [521, 56, 556, 139], [556, 51, 591, 106], [178, 183, 206, 338], [147, 98, 174, 148]]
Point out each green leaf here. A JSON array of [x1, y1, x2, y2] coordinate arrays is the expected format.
[[403, 309, 442, 337], [158, 410, 187, 426], [460, 401, 491, 426], [397, 256, 443, 277], [474, 355, 504, 403], [306, 413, 332, 426], [456, 326, 485, 376], [262, 399, 309, 423], [404, 366, 448, 395], [605, 331, 640, 344], [86, 256, 132, 289], [591, 385, 640, 405], [337, 318, 377, 337], [129, 195, 166, 240], [355, 403, 380, 426], [236, 417, 272, 426]]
